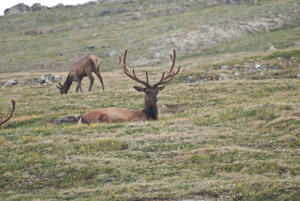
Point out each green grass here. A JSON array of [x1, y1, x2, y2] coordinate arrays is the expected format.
[[1, 0, 300, 200]]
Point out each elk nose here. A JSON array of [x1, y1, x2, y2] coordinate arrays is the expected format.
[[153, 97, 158, 102]]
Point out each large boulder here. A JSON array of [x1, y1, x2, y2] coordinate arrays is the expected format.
[[31, 3, 48, 11], [4, 3, 30, 15]]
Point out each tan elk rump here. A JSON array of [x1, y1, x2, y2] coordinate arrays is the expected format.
[[79, 49, 180, 124], [57, 55, 104, 94]]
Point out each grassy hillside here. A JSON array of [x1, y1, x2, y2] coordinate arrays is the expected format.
[[1, 0, 300, 200]]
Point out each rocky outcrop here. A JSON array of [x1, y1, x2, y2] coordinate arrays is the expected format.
[[4, 3, 48, 15], [4, 3, 30, 15]]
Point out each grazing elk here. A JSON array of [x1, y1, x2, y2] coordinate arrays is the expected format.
[[57, 55, 104, 94], [78, 49, 180, 124], [0, 100, 16, 129]]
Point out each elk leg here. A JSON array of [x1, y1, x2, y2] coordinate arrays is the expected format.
[[87, 73, 94, 91], [74, 76, 83, 93], [95, 70, 104, 91]]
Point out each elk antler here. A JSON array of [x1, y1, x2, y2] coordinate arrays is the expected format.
[[118, 49, 150, 87], [153, 49, 180, 87], [0, 100, 16, 128], [56, 82, 62, 90]]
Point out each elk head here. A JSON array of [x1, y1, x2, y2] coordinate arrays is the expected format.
[[56, 82, 68, 94], [0, 100, 16, 128], [118, 49, 180, 112]]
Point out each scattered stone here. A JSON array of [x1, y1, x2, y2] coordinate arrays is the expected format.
[[297, 74, 300, 78], [84, 46, 95, 50], [248, 68, 255, 73], [295, 42, 300, 46], [220, 65, 228, 70], [218, 73, 228, 80], [53, 115, 81, 125], [268, 45, 276, 51], [255, 64, 261, 69], [132, 12, 141, 20], [18, 81, 27, 86], [3, 74, 62, 87], [272, 64, 282, 70], [4, 80, 18, 87], [109, 50, 117, 57], [234, 71, 239, 76], [100, 10, 113, 16], [34, 74, 63, 84], [290, 56, 297, 61]]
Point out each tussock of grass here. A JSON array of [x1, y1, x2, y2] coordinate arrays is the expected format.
[[1, 0, 300, 200]]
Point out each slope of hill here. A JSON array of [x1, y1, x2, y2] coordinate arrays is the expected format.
[[0, 0, 299, 73], [0, 0, 300, 200]]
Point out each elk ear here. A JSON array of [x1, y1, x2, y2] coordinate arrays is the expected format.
[[158, 86, 165, 91], [134, 86, 145, 92]]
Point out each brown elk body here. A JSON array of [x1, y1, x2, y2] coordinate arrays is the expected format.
[[79, 49, 180, 124], [0, 100, 16, 129], [57, 55, 104, 94]]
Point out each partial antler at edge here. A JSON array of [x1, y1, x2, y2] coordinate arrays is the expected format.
[[0, 100, 16, 127]]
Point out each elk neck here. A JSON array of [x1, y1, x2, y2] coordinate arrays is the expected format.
[[143, 101, 158, 120], [62, 75, 73, 92]]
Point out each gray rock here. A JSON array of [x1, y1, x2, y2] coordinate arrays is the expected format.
[[220, 65, 228, 70], [248, 68, 255, 73], [234, 71, 239, 76], [109, 50, 117, 57], [4, 80, 18, 87], [268, 45, 276, 51], [53, 115, 81, 125], [31, 3, 48, 11], [297, 74, 300, 78], [4, 3, 30, 15], [290, 56, 297, 61], [84, 46, 95, 50], [272, 64, 282, 70], [100, 10, 113, 16], [18, 81, 27, 86], [54, 75, 63, 81], [218, 73, 228, 80], [255, 64, 261, 69]]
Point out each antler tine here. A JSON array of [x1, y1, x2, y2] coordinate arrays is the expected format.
[[118, 49, 150, 87], [0, 100, 16, 127], [56, 82, 62, 89], [153, 49, 180, 87], [145, 71, 149, 85], [168, 49, 176, 75]]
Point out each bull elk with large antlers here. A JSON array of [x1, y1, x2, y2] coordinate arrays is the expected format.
[[78, 49, 180, 124], [0, 100, 16, 129], [57, 55, 104, 94]]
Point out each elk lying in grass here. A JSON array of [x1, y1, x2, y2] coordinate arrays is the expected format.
[[0, 100, 16, 129], [79, 49, 180, 124], [57, 55, 104, 94]]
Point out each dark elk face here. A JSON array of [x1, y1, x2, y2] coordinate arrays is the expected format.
[[118, 48, 180, 108], [134, 86, 165, 106], [57, 83, 68, 94]]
